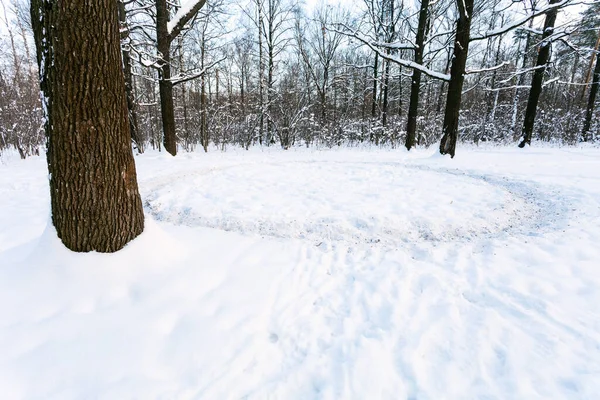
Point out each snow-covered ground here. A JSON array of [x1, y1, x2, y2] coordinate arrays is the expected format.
[[1, 145, 599, 399]]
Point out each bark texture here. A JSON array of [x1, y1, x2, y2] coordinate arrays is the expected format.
[[519, 0, 559, 148], [31, 0, 145, 253], [439, 0, 473, 158]]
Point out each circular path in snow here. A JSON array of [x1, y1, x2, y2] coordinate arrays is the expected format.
[[144, 161, 537, 245]]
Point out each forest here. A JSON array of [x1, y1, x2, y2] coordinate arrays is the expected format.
[[0, 0, 599, 158], [1, 1, 600, 397]]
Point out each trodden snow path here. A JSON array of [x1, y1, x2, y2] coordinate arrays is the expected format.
[[0, 146, 599, 399]]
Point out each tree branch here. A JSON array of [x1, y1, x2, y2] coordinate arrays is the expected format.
[[168, 0, 207, 41]]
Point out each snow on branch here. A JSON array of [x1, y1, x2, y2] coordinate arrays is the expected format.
[[484, 85, 533, 92], [170, 56, 226, 85], [334, 24, 450, 82], [370, 40, 416, 50], [465, 61, 510, 75], [167, 0, 207, 39], [542, 77, 560, 87], [497, 65, 548, 84], [470, 0, 573, 41], [486, 77, 560, 92]]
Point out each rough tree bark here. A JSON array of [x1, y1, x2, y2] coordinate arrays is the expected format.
[[518, 0, 559, 148], [405, 0, 429, 150], [31, 0, 144, 252], [439, 0, 474, 158]]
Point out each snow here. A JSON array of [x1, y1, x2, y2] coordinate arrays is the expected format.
[[336, 26, 451, 81], [1, 145, 600, 399], [167, 0, 204, 36]]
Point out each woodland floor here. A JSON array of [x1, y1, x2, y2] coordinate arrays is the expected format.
[[1, 144, 599, 399]]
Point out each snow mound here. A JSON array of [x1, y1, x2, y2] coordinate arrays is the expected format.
[[145, 161, 535, 245]]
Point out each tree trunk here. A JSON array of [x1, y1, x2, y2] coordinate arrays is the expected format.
[[371, 53, 379, 120], [178, 38, 190, 150], [439, 0, 473, 157], [257, 0, 265, 145], [201, 40, 208, 152], [405, 0, 429, 150], [581, 33, 600, 102], [511, 17, 534, 137], [156, 0, 177, 155], [518, 0, 559, 148], [483, 32, 503, 139], [267, 42, 275, 144], [118, 0, 143, 153], [582, 49, 600, 141], [31, 0, 144, 252], [382, 59, 390, 128]]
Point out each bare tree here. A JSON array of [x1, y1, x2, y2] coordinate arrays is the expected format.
[[295, 5, 345, 124], [118, 0, 144, 153], [582, 37, 600, 140], [405, 0, 430, 150], [518, 0, 561, 148], [156, 0, 207, 155], [439, 0, 474, 157]]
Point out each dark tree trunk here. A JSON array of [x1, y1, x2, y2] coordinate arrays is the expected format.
[[439, 0, 474, 158], [405, 0, 429, 150], [581, 33, 600, 102], [201, 44, 208, 152], [436, 52, 452, 113], [257, 0, 264, 145], [582, 49, 600, 141], [31, 0, 144, 253], [118, 0, 143, 153], [511, 18, 534, 137], [382, 58, 390, 127], [518, 0, 559, 148], [156, 0, 177, 155], [154, 0, 207, 155], [371, 53, 379, 120]]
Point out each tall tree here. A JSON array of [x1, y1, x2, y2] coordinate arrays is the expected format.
[[295, 6, 345, 124], [380, 0, 397, 129], [31, 0, 145, 252], [577, 2, 600, 102], [582, 41, 600, 141], [439, 0, 474, 157], [518, 0, 560, 148], [405, 0, 429, 150], [156, 0, 207, 156], [263, 0, 294, 145], [511, 0, 537, 137], [118, 0, 143, 153]]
